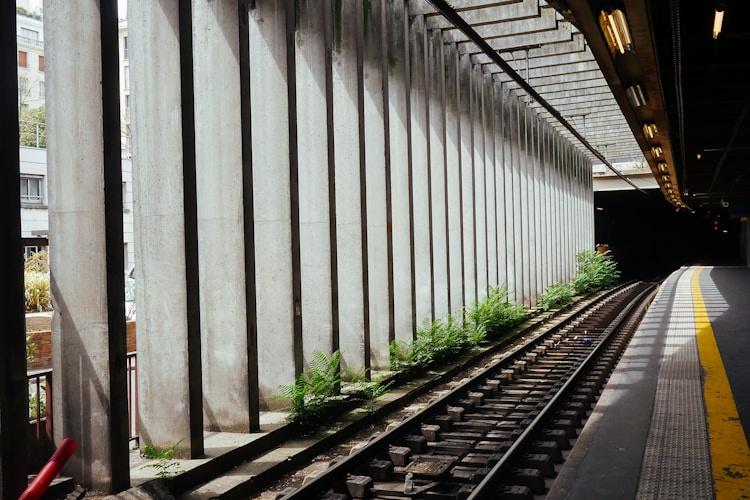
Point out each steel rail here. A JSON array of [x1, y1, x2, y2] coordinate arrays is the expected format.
[[282, 282, 645, 499], [467, 281, 656, 498]]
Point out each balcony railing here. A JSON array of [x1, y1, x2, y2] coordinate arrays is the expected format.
[[17, 35, 44, 48], [19, 120, 46, 149]]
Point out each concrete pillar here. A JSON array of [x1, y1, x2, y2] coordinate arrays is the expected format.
[[483, 71, 498, 291], [539, 123, 554, 289], [332, 1, 368, 371], [459, 53, 476, 306], [554, 135, 569, 282], [0, 3, 28, 495], [248, 1, 301, 407], [427, 29, 449, 318], [409, 15, 433, 324], [386, 0, 414, 342], [129, 0, 203, 457], [362, 1, 392, 368], [555, 135, 569, 282], [444, 43, 464, 315], [473, 64, 488, 300], [46, 0, 130, 486], [502, 84, 516, 299], [563, 144, 573, 279], [531, 114, 542, 302], [493, 78, 507, 291], [518, 106, 534, 306], [191, 0, 253, 433], [555, 135, 570, 282], [511, 95, 523, 302], [296, 2, 336, 363]]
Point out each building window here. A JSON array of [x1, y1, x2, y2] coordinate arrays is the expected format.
[[125, 94, 130, 119], [24, 246, 42, 260], [20, 28, 39, 41], [38, 81, 45, 97], [123, 36, 128, 59], [18, 50, 28, 68], [21, 176, 44, 204], [19, 77, 29, 100], [123, 65, 129, 90], [38, 55, 44, 72]]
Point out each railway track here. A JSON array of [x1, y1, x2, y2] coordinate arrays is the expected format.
[[277, 281, 657, 500]]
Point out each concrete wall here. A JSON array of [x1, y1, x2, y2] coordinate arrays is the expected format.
[[127, 0, 594, 417], [43, 0, 594, 489]]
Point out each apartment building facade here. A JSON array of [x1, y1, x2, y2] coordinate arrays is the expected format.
[[17, 8, 135, 271]]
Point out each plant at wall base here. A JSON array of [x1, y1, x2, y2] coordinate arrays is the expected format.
[[342, 370, 392, 408], [389, 286, 528, 376], [466, 285, 527, 336], [275, 350, 347, 426], [538, 282, 575, 311], [413, 315, 471, 367], [571, 249, 622, 294], [141, 440, 185, 480]]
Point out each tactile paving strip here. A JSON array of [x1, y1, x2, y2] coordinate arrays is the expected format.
[[635, 268, 714, 499]]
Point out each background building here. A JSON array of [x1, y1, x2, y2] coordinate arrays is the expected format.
[[17, 6, 135, 271]]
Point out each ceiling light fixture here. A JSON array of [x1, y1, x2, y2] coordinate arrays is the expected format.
[[713, 4, 725, 39], [657, 162, 668, 172], [651, 146, 664, 159], [599, 9, 635, 55], [661, 174, 670, 182], [626, 84, 648, 108], [643, 122, 658, 140]]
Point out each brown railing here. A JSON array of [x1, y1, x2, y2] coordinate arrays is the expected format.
[[26, 353, 139, 451], [28, 368, 52, 439], [27, 369, 54, 470], [127, 351, 138, 443]]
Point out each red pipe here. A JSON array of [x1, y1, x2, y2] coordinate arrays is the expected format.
[[19, 437, 77, 500]]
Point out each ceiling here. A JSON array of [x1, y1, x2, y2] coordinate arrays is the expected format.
[[422, 0, 750, 215], [560, 0, 750, 214]]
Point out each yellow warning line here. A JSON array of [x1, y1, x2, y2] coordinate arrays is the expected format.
[[692, 267, 750, 499]]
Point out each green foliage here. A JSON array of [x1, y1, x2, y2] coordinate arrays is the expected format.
[[24, 250, 49, 273], [343, 373, 392, 402], [26, 333, 35, 363], [16, 6, 43, 19], [415, 316, 467, 365], [19, 106, 46, 148], [275, 351, 390, 425], [390, 285, 527, 375], [466, 285, 527, 334], [275, 350, 342, 424], [24, 271, 51, 312], [537, 282, 574, 311], [28, 384, 46, 421], [141, 440, 184, 480], [571, 249, 621, 294], [24, 250, 51, 312]]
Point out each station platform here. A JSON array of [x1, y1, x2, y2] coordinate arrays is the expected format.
[[548, 265, 750, 499]]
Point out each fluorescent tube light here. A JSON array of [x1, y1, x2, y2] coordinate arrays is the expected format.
[[626, 84, 648, 108], [599, 9, 634, 55], [713, 6, 724, 39], [643, 123, 658, 140]]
